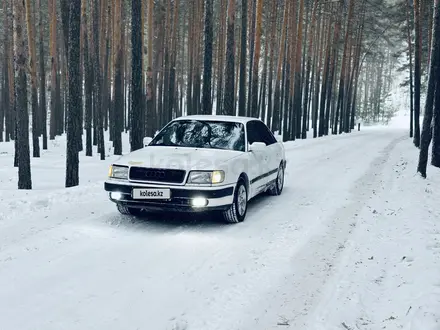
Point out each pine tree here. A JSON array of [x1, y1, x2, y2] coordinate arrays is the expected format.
[[223, 0, 236, 115], [431, 0, 440, 168], [131, 0, 143, 151], [413, 0, 422, 147], [15, 0, 32, 189], [238, 0, 247, 117], [25, 0, 40, 158], [113, 0, 124, 155], [66, 0, 81, 187], [202, 0, 214, 115]]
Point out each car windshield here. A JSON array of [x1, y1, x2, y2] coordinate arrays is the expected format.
[[150, 119, 246, 152]]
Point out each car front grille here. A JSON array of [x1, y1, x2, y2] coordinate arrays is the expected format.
[[129, 167, 186, 184]]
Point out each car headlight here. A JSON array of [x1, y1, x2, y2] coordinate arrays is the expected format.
[[187, 170, 225, 184], [108, 165, 129, 179]]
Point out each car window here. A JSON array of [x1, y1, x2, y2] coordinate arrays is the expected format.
[[246, 121, 264, 145], [247, 120, 277, 146], [150, 120, 246, 152], [255, 121, 277, 145]]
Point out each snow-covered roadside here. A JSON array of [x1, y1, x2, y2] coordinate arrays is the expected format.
[[0, 128, 438, 330], [308, 140, 440, 330], [0, 133, 130, 191]]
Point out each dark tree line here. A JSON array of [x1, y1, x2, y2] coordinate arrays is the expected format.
[[0, 0, 439, 187], [417, 0, 440, 178]]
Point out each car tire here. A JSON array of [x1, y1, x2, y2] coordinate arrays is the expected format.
[[268, 163, 285, 196], [223, 179, 248, 223], [116, 203, 143, 216]]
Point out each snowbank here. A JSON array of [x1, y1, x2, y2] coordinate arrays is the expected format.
[[0, 128, 439, 330], [309, 140, 440, 330]]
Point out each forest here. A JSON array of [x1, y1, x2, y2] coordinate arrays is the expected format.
[[0, 0, 439, 188]]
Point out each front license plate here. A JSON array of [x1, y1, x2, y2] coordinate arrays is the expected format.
[[132, 188, 171, 199]]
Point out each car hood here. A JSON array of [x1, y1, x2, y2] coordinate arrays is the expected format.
[[114, 146, 243, 171]]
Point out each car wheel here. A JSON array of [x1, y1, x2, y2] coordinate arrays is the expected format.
[[117, 203, 143, 216], [268, 163, 284, 196], [223, 179, 248, 223]]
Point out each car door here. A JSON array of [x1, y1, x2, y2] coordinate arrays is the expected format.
[[246, 120, 271, 197], [252, 120, 282, 184]]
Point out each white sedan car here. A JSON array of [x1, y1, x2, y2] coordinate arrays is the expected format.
[[104, 115, 286, 223]]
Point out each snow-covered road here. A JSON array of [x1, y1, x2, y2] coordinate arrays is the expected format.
[[1, 128, 439, 330]]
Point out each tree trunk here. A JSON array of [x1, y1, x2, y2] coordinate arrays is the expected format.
[[215, 0, 226, 115], [246, 0, 256, 117], [56, 40, 63, 137], [319, 4, 333, 136], [83, 0, 93, 156], [293, 0, 304, 139], [431, 0, 440, 168], [145, 0, 155, 136], [417, 0, 439, 177], [37, 0, 47, 150], [272, 3, 289, 132], [413, 0, 422, 147], [15, 0, 32, 189], [223, 0, 236, 115], [168, 0, 179, 120], [286, 0, 296, 141], [260, 36, 269, 121], [92, 0, 100, 147], [60, 0, 70, 59], [282, 41, 290, 141], [49, 0, 57, 140], [85, 36, 93, 156], [7, 0, 15, 145], [313, 10, 324, 138], [238, 0, 247, 117], [131, 0, 143, 151], [25, 0, 40, 158], [76, 0, 86, 152], [406, 0, 414, 138], [196, 1, 204, 115], [1, 1, 9, 142], [251, 0, 263, 118], [325, 2, 341, 135], [433, 81, 440, 168], [96, 0, 107, 160], [202, 0, 214, 115], [334, 0, 354, 135], [66, 0, 81, 187], [0, 69, 4, 142], [2, 67, 7, 145], [186, 0, 193, 115], [1, 4, 10, 143], [162, 0, 171, 123], [266, 1, 277, 128], [303, 0, 319, 138], [59, 37, 66, 136], [113, 0, 123, 155]]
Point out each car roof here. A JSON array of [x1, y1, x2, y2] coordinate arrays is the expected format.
[[173, 115, 261, 125]]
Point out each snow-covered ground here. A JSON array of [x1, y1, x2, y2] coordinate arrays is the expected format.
[[0, 127, 439, 330]]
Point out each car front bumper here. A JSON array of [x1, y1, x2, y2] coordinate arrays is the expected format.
[[104, 181, 235, 212]]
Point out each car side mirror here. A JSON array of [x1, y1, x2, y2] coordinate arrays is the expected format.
[[275, 135, 282, 143], [143, 137, 153, 147], [248, 142, 266, 152]]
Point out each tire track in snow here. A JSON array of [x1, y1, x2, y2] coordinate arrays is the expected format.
[[163, 131, 407, 330], [0, 129, 408, 330], [308, 137, 440, 330], [234, 133, 408, 330]]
